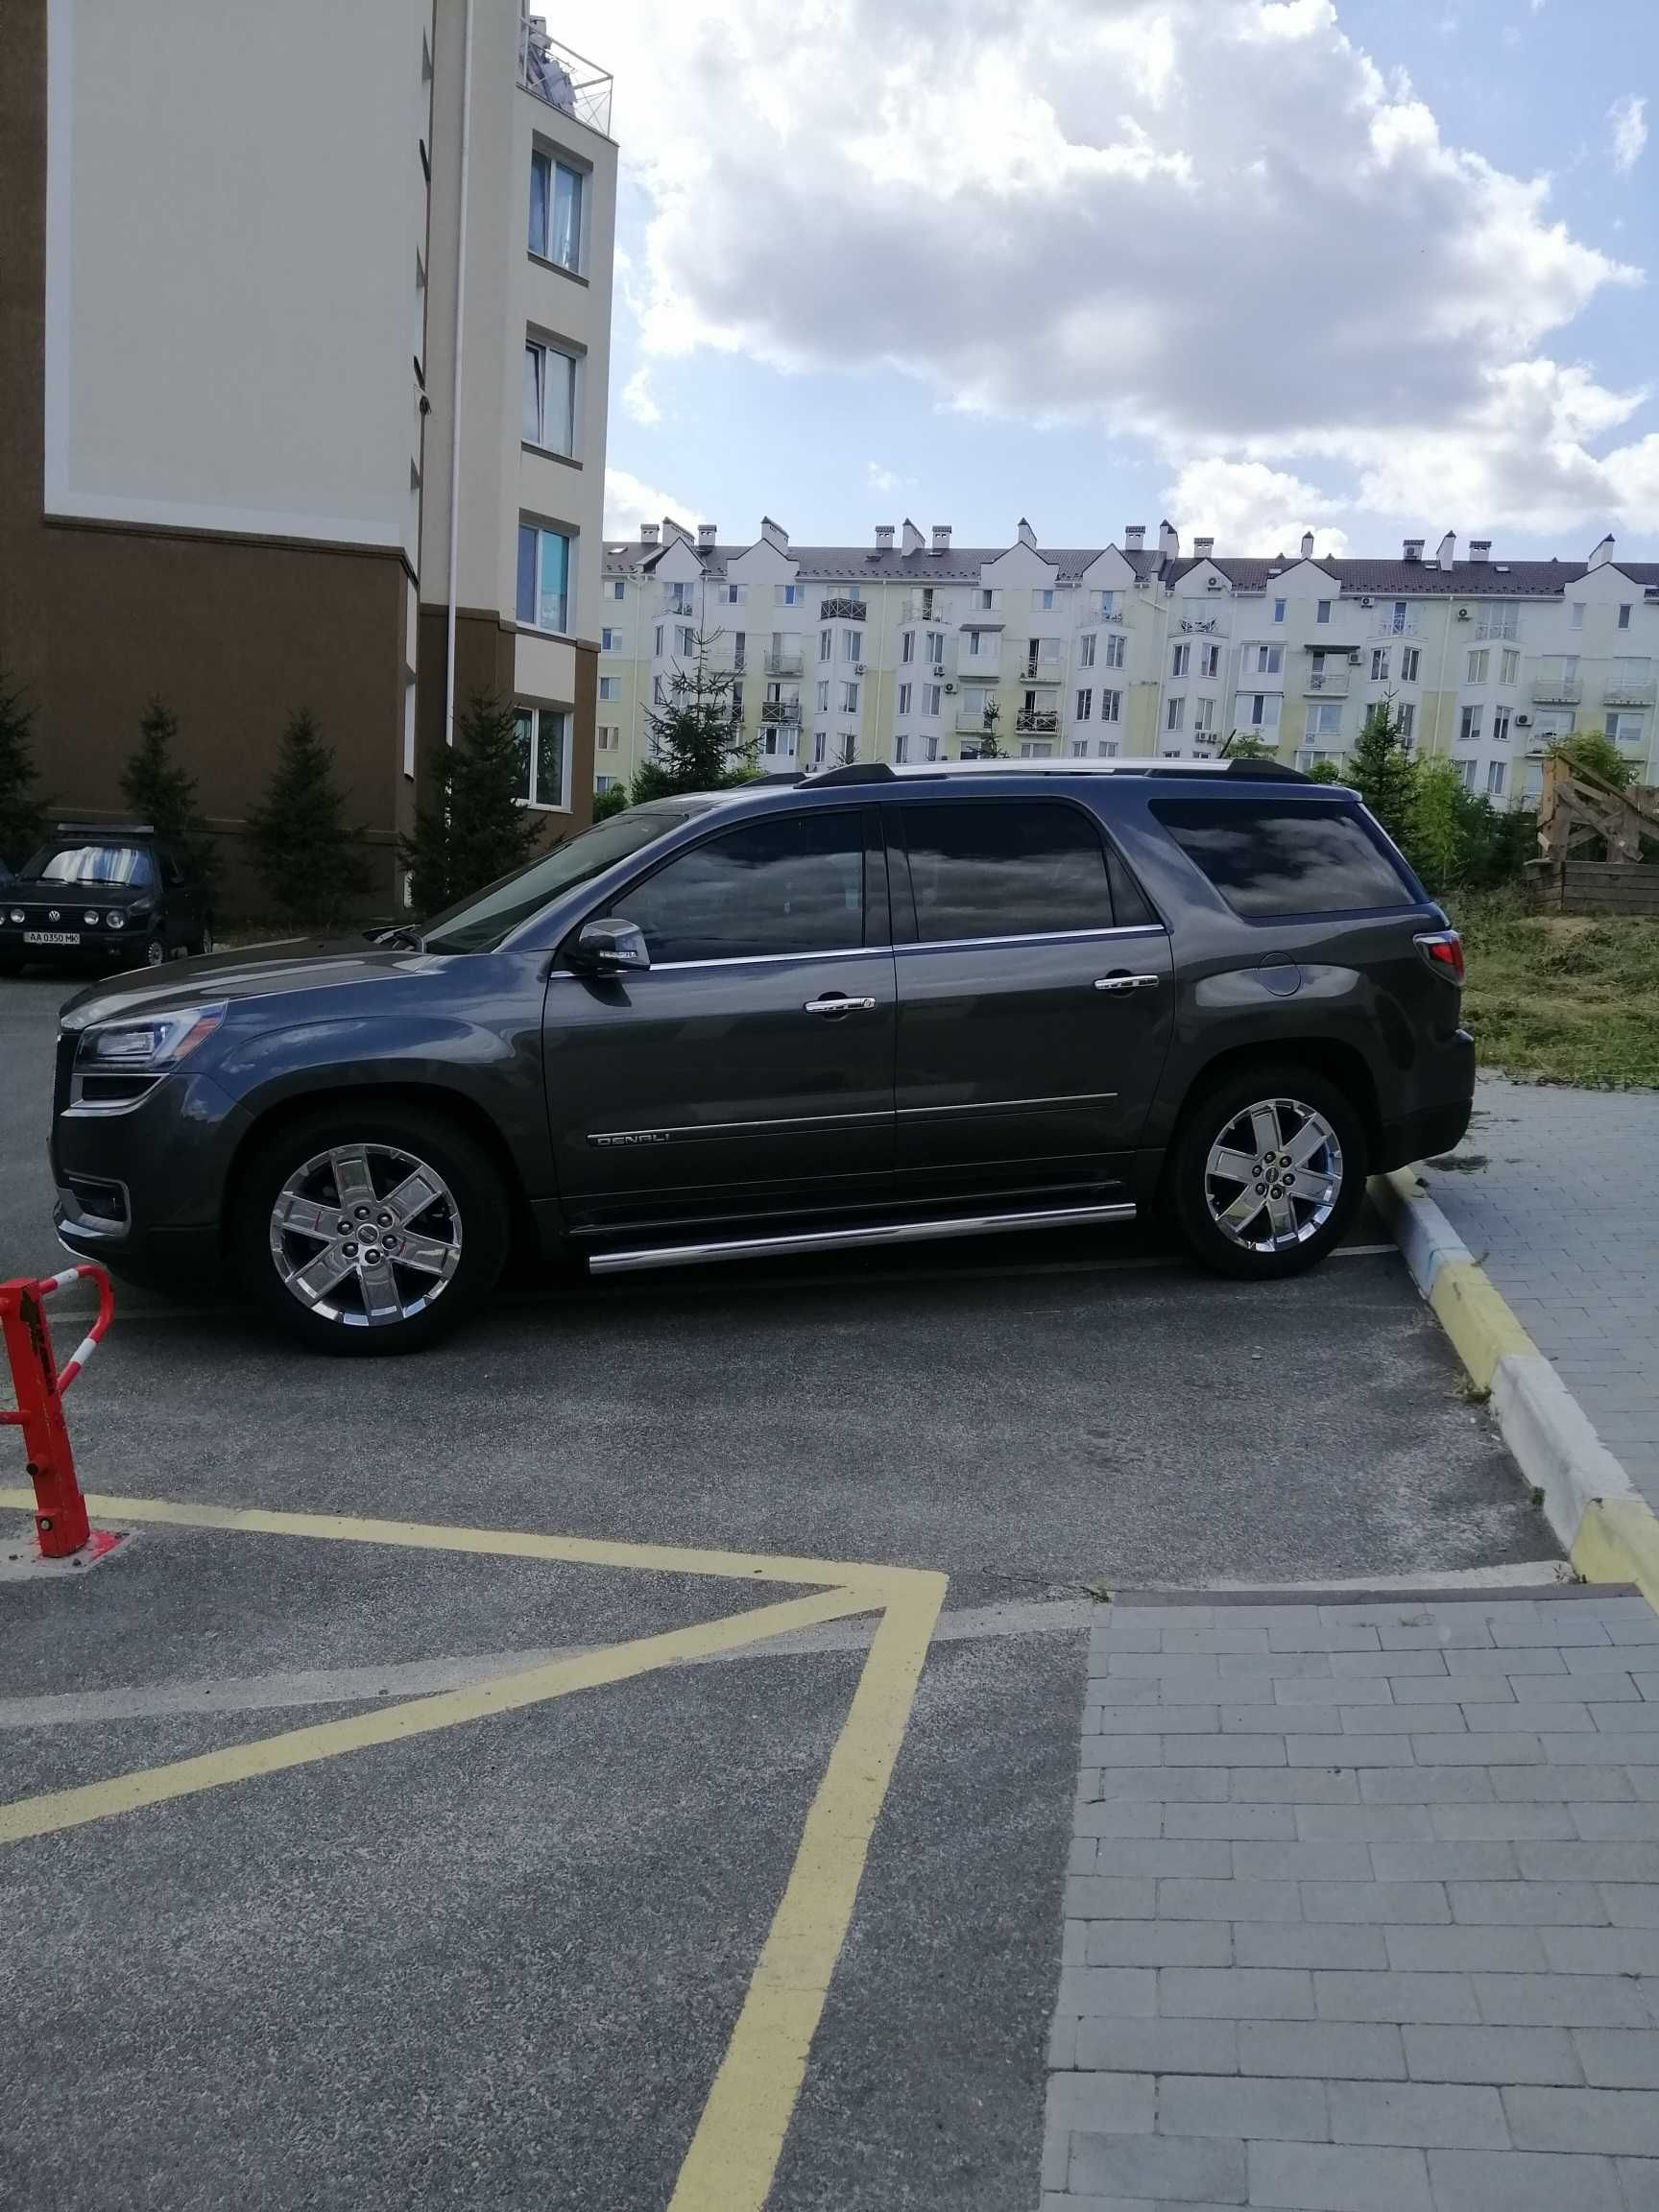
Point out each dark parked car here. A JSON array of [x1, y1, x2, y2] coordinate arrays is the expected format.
[[1, 824, 212, 975], [50, 761, 1472, 1354]]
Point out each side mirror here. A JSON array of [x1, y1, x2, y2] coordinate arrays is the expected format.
[[575, 917, 650, 973]]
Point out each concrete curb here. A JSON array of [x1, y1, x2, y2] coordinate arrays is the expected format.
[[1371, 1166, 1659, 1610]]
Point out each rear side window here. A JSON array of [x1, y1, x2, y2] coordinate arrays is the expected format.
[[900, 800, 1114, 943], [615, 809, 865, 963], [1150, 799, 1415, 919]]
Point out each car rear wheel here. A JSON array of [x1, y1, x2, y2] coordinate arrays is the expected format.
[[1170, 1065, 1366, 1281], [191, 917, 214, 956], [234, 1104, 509, 1355]]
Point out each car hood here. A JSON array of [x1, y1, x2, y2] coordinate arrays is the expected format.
[[59, 937, 449, 1028], [9, 876, 156, 909]]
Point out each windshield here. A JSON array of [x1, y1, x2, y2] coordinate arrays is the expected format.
[[26, 842, 157, 890], [419, 808, 692, 953]]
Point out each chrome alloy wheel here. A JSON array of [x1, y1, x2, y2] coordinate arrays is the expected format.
[[268, 1142, 463, 1327], [1203, 1096, 1343, 1256]]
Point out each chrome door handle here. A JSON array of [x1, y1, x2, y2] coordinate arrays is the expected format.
[[804, 994, 877, 1016], [1094, 974, 1161, 994]]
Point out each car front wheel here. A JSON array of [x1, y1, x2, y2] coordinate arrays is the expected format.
[[234, 1104, 509, 1354], [1170, 1066, 1366, 1281]]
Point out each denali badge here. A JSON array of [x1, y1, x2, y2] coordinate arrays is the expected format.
[[590, 1129, 671, 1148]]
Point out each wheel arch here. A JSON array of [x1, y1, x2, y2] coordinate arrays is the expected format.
[[1164, 1037, 1383, 1167]]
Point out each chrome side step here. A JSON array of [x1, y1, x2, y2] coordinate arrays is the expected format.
[[587, 1201, 1138, 1277]]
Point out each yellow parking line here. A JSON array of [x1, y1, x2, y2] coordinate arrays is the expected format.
[[0, 1487, 926, 1598], [0, 1583, 873, 1848]]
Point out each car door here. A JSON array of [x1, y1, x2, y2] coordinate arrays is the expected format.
[[888, 795, 1173, 1202], [542, 804, 897, 1236]]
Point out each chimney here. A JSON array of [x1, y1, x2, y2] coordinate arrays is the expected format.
[[901, 518, 925, 555], [1469, 540, 1491, 563], [640, 521, 661, 546], [1159, 518, 1179, 561], [1436, 529, 1456, 567], [1124, 524, 1146, 552], [1300, 531, 1314, 560], [930, 524, 951, 554], [875, 524, 895, 552], [1193, 535, 1215, 560], [1588, 532, 1615, 570], [697, 522, 717, 550], [1403, 538, 1424, 563], [759, 515, 789, 553], [1017, 517, 1037, 548], [662, 515, 692, 546]]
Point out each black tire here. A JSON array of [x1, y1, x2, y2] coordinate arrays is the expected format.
[[190, 916, 214, 957], [1169, 1063, 1366, 1282], [232, 1102, 510, 1355], [141, 934, 167, 970]]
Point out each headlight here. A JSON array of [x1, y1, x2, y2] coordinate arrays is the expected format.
[[7, 909, 22, 925], [74, 1003, 227, 1071], [83, 909, 101, 927], [107, 910, 126, 930]]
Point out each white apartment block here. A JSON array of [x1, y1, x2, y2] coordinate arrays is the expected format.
[[597, 520, 1659, 809]]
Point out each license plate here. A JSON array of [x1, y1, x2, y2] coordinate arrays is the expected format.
[[23, 931, 81, 947]]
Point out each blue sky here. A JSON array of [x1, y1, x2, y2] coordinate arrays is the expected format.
[[560, 0, 1657, 559]]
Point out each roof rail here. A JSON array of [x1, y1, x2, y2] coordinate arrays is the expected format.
[[801, 762, 897, 785], [54, 820, 158, 835], [1220, 759, 1309, 781]]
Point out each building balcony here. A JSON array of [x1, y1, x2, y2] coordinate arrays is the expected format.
[[517, 21, 614, 136], [1020, 662, 1064, 685], [1304, 668, 1351, 696], [820, 597, 867, 622], [956, 707, 1002, 736], [1603, 679, 1656, 708], [1015, 709, 1060, 734], [760, 699, 801, 726], [661, 594, 695, 619], [1175, 613, 1228, 636], [764, 652, 804, 679], [1532, 676, 1582, 706], [1372, 615, 1421, 637], [957, 659, 999, 683], [902, 594, 950, 624]]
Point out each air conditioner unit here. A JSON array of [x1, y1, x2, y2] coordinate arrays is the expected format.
[[1515, 714, 1531, 727], [854, 662, 867, 675], [1348, 652, 1361, 666], [1206, 577, 1224, 590], [943, 682, 957, 693], [1456, 608, 1472, 621], [1358, 597, 1374, 608]]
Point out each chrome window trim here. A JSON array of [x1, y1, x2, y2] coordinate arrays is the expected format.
[[550, 924, 1166, 978], [901, 924, 1166, 955], [551, 944, 880, 977]]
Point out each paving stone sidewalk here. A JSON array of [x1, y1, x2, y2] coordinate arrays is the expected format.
[[1042, 1590, 1659, 2211], [1422, 1074, 1659, 1508]]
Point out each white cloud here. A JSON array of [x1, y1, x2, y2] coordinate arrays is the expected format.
[[1165, 459, 1349, 555], [866, 460, 913, 495], [564, 0, 1652, 535], [1609, 93, 1648, 174], [622, 367, 662, 425], [604, 466, 696, 537]]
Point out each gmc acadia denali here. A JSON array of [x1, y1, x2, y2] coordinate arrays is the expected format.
[[50, 759, 1474, 1354]]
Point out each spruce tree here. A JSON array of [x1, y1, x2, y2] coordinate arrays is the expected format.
[[1346, 697, 1418, 846], [630, 633, 753, 801], [0, 669, 45, 868], [245, 709, 371, 926], [399, 693, 544, 915], [120, 697, 217, 885]]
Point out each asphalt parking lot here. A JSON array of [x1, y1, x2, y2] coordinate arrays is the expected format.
[[0, 969, 1561, 2209]]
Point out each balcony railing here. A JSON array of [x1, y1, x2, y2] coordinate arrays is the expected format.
[[1021, 662, 1063, 685], [1374, 615, 1422, 637], [517, 19, 613, 136], [1015, 709, 1060, 734], [1305, 668, 1351, 696], [764, 652, 804, 679], [760, 699, 802, 726], [957, 658, 999, 682], [820, 597, 867, 622], [1532, 675, 1582, 706], [902, 595, 948, 624], [956, 708, 1002, 736], [661, 593, 695, 617], [1603, 679, 1656, 708]]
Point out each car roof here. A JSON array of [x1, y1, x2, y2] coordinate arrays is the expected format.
[[673, 757, 1333, 816]]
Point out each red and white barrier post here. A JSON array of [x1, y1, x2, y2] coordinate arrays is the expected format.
[[1, 1263, 114, 1559]]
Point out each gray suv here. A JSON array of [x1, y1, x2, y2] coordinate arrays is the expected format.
[[50, 760, 1473, 1355]]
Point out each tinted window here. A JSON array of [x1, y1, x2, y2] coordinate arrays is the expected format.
[[28, 842, 157, 891], [616, 810, 865, 964], [902, 801, 1113, 942], [423, 808, 692, 953], [1152, 800, 1415, 918]]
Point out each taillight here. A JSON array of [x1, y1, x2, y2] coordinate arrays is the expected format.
[[1414, 929, 1465, 983]]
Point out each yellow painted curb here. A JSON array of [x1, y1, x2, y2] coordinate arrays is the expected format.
[[1573, 1498, 1659, 1615], [1429, 1259, 1538, 1392]]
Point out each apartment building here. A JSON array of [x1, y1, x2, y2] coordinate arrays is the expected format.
[[598, 519, 1658, 808], [0, 1, 613, 909]]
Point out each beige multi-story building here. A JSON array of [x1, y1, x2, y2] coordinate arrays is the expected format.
[[599, 519, 1658, 808], [0, 1, 614, 910]]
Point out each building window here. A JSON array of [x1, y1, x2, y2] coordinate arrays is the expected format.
[[529, 151, 583, 272], [1501, 648, 1520, 685], [818, 629, 832, 661], [923, 735, 939, 761], [1100, 688, 1121, 724], [902, 632, 915, 664], [1193, 698, 1215, 733], [1619, 604, 1632, 630], [1075, 687, 1093, 721], [722, 583, 743, 606], [674, 624, 694, 656], [1571, 602, 1584, 631], [654, 624, 664, 657], [1316, 600, 1332, 624], [1255, 644, 1284, 676], [843, 630, 862, 661], [1371, 648, 1389, 682], [842, 680, 859, 712], [610, 579, 625, 602], [596, 724, 619, 753], [978, 589, 994, 611], [926, 632, 944, 666], [597, 676, 620, 702], [898, 682, 912, 715], [1199, 643, 1220, 679], [1078, 633, 1096, 669], [1386, 600, 1408, 634], [1532, 709, 1575, 741], [1273, 598, 1286, 623], [923, 684, 941, 716], [1608, 710, 1647, 747], [666, 584, 693, 614], [1398, 703, 1415, 741], [895, 733, 909, 764], [1304, 701, 1342, 741], [601, 628, 618, 652], [778, 584, 803, 607], [1401, 646, 1421, 683], [1166, 696, 1186, 732], [511, 705, 569, 809], [652, 675, 666, 706], [516, 522, 571, 634], [816, 680, 830, 712], [1237, 691, 1282, 731], [1104, 633, 1125, 670], [1459, 705, 1482, 744], [1037, 588, 1054, 610], [1466, 648, 1489, 685], [1171, 642, 1190, 678], [812, 733, 827, 765], [1477, 603, 1518, 641], [521, 340, 576, 454], [1098, 591, 1119, 620], [1491, 707, 1510, 743]]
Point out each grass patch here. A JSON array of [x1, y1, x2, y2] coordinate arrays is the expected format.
[[1447, 889, 1659, 1090]]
